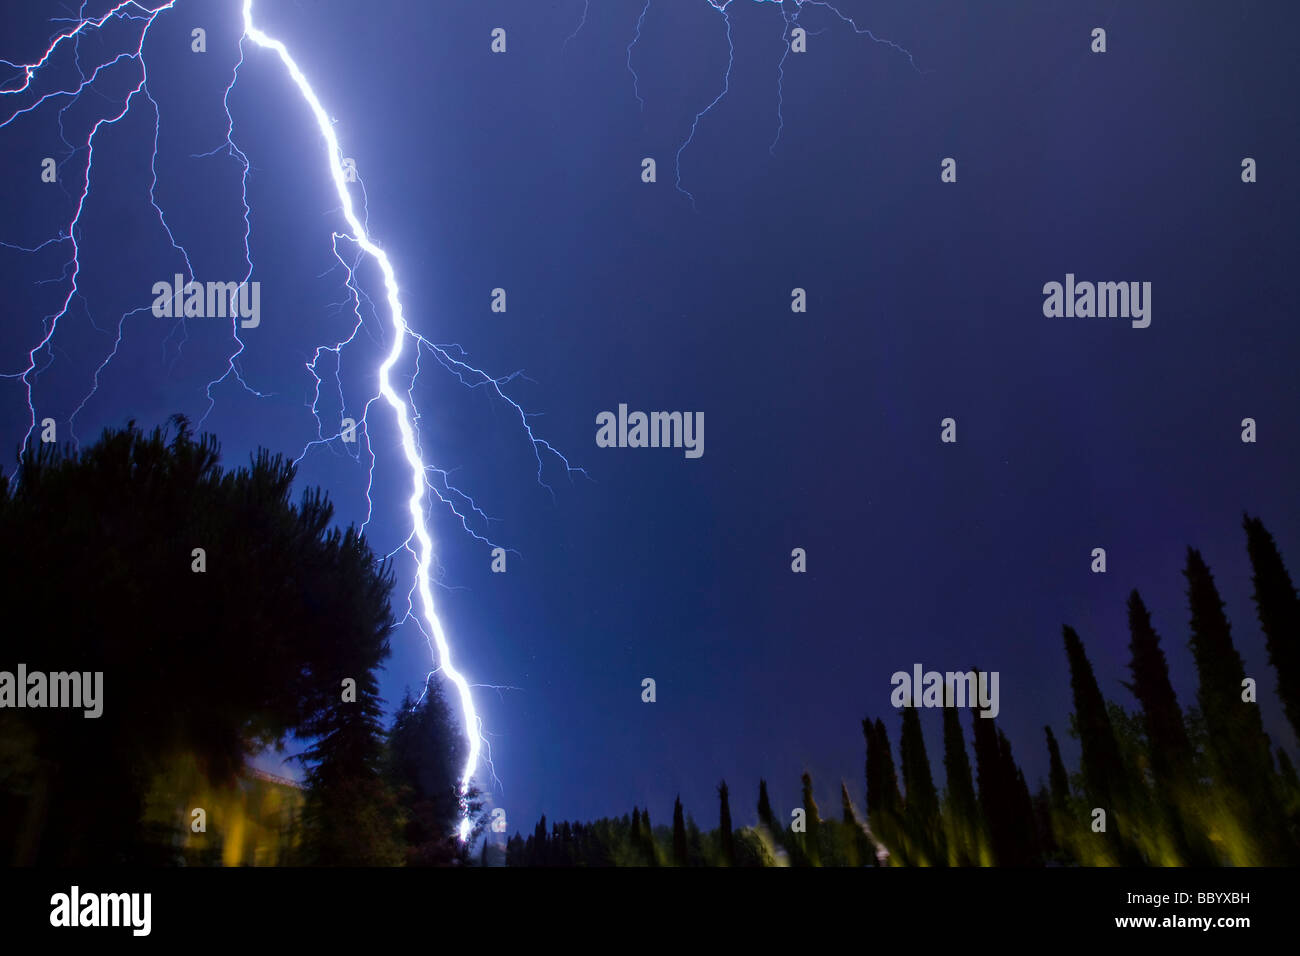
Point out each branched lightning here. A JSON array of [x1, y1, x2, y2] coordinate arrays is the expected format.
[[1, 0, 588, 843], [626, 0, 924, 207]]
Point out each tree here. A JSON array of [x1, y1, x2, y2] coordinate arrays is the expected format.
[[970, 698, 1032, 865], [862, 717, 907, 862], [840, 781, 874, 866], [1123, 591, 1196, 799], [1062, 626, 1137, 863], [757, 779, 775, 831], [1244, 515, 1300, 743], [800, 771, 822, 866], [942, 706, 979, 865], [672, 795, 687, 866], [1044, 726, 1070, 813], [899, 706, 945, 865], [640, 807, 656, 865], [386, 682, 476, 865], [297, 653, 403, 865], [0, 420, 399, 864], [1184, 548, 1290, 863], [717, 781, 736, 866], [1002, 734, 1039, 865]]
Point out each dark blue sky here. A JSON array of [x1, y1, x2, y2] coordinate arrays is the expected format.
[[2, 0, 1298, 838]]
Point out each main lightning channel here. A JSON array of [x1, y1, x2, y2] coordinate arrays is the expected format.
[[240, 0, 479, 840]]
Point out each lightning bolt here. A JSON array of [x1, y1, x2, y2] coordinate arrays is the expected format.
[[2, 0, 588, 844], [626, 0, 924, 208]]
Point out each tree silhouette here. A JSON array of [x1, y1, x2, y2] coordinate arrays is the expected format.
[[672, 795, 687, 866], [942, 705, 979, 865], [1185, 548, 1291, 863], [899, 705, 944, 865], [1062, 627, 1138, 864], [799, 771, 821, 866], [0, 420, 398, 865], [385, 682, 476, 866], [717, 780, 735, 866], [1244, 515, 1300, 744]]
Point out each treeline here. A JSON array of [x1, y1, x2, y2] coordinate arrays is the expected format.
[[507, 515, 1300, 866]]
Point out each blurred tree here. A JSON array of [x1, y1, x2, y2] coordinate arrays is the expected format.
[[717, 780, 735, 866], [672, 795, 687, 866], [942, 706, 979, 865], [800, 771, 821, 866], [1185, 548, 1292, 863], [0, 420, 399, 865], [1244, 515, 1300, 743]]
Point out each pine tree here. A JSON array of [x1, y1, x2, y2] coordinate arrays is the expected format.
[[1185, 548, 1290, 863], [717, 781, 736, 866], [1244, 515, 1300, 743], [672, 795, 688, 866]]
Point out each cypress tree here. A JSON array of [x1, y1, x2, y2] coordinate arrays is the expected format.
[[1185, 548, 1290, 862], [970, 701, 1011, 864], [800, 771, 822, 866], [672, 795, 687, 866], [942, 705, 978, 865], [1124, 590, 1195, 795], [1045, 726, 1070, 813], [757, 779, 775, 831], [1244, 515, 1300, 743], [1062, 626, 1136, 863], [840, 781, 872, 867], [863, 718, 881, 815], [1033, 784, 1058, 859], [899, 705, 944, 864], [532, 814, 547, 866], [1277, 749, 1299, 802], [874, 718, 903, 812], [717, 781, 736, 866], [1123, 589, 1210, 863], [865, 717, 905, 862], [1006, 745, 1040, 865], [640, 807, 656, 866]]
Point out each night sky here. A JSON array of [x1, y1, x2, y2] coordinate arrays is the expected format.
[[2, 0, 1298, 840]]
